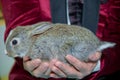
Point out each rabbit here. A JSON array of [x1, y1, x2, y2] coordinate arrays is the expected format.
[[5, 22, 115, 63]]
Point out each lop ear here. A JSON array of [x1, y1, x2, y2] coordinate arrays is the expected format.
[[29, 22, 53, 36]]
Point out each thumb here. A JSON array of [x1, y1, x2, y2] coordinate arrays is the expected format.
[[88, 52, 102, 62]]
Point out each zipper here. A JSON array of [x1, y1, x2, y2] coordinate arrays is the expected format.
[[66, 0, 71, 25]]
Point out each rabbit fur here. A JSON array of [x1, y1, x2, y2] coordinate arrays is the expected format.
[[5, 22, 115, 62]]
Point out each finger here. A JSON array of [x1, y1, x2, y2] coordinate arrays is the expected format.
[[32, 62, 49, 78], [50, 73, 61, 78], [65, 55, 85, 71], [45, 59, 58, 75], [66, 55, 97, 74], [88, 51, 102, 62], [23, 59, 41, 72], [51, 66, 67, 78], [54, 61, 81, 78]]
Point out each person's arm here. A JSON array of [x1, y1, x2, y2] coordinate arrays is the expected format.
[[96, 0, 120, 78], [1, 0, 52, 79]]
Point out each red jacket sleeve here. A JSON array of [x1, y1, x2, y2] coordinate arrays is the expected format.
[[1, 0, 53, 80], [83, 1, 120, 80], [96, 0, 120, 79], [1, 0, 52, 41], [1, 0, 66, 80]]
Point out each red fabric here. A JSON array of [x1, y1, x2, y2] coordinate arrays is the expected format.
[[1, 0, 120, 80], [95, 0, 120, 79], [1, 0, 66, 80], [1, 0, 65, 80], [1, 0, 52, 41], [81, 0, 120, 80]]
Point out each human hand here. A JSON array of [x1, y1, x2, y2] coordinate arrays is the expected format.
[[50, 52, 101, 79], [23, 56, 50, 78]]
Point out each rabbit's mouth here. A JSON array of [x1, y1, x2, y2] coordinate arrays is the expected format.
[[4, 49, 12, 56], [14, 54, 20, 58], [15, 52, 25, 58]]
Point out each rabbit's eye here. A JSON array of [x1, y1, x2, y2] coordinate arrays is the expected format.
[[12, 40, 18, 45], [11, 38, 20, 46]]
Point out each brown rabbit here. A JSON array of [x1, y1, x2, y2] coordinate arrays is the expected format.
[[5, 22, 115, 62]]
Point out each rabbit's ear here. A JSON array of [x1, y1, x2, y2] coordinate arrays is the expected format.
[[30, 22, 53, 36], [97, 41, 116, 51]]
